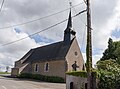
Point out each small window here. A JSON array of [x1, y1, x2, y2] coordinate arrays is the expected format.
[[44, 62, 49, 72], [75, 51, 78, 56], [34, 64, 39, 72]]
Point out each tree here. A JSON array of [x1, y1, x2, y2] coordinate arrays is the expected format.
[[97, 60, 120, 89], [97, 38, 120, 89], [101, 38, 119, 61], [5, 66, 9, 73], [113, 41, 120, 64]]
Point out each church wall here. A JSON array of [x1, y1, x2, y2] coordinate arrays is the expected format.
[[20, 63, 32, 74], [14, 60, 23, 68], [32, 60, 66, 79], [11, 60, 32, 76], [66, 75, 87, 89]]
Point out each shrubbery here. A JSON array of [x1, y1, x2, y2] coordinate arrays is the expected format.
[[97, 60, 120, 89], [18, 73, 64, 83], [96, 38, 120, 89], [66, 70, 97, 78], [66, 71, 87, 78]]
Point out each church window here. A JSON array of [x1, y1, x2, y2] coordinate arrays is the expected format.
[[34, 64, 39, 72], [44, 62, 49, 72], [75, 51, 78, 56]]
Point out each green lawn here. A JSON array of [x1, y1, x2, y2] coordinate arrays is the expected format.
[[0, 72, 11, 74]]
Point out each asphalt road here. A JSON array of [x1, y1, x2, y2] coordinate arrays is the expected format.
[[0, 75, 66, 89]]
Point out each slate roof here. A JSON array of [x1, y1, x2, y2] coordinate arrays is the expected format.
[[21, 39, 74, 63]]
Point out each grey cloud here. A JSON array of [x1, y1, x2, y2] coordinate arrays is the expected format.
[[92, 0, 118, 28]]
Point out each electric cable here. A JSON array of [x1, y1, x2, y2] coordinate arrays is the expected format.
[[1, 19, 67, 46], [0, 0, 5, 12], [1, 10, 86, 47], [0, 2, 84, 29]]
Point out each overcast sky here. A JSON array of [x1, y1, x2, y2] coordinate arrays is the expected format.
[[0, 0, 120, 71]]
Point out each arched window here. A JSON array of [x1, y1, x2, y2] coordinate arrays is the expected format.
[[44, 62, 49, 72], [34, 64, 39, 72]]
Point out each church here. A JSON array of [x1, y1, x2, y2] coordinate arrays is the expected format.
[[11, 10, 84, 79]]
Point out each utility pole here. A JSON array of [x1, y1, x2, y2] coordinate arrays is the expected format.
[[86, 0, 93, 89]]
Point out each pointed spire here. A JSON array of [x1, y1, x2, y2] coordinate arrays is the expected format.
[[67, 9, 72, 29], [65, 9, 76, 35], [64, 9, 73, 33], [63, 9, 76, 45]]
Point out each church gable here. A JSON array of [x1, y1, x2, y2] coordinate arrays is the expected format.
[[65, 38, 84, 71]]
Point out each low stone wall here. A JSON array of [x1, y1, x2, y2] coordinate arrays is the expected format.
[[66, 74, 87, 89], [11, 68, 19, 77]]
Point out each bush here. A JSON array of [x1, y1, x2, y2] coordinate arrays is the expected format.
[[18, 73, 64, 83], [18, 73, 32, 78], [46, 76, 64, 83], [66, 71, 87, 78]]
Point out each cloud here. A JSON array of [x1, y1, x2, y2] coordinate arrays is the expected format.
[[80, 0, 120, 66], [0, 28, 41, 71], [90, 0, 120, 65], [92, 0, 118, 47], [14, 28, 22, 33]]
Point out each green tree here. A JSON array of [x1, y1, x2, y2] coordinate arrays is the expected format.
[[97, 38, 120, 89], [101, 38, 120, 61], [113, 41, 120, 64], [97, 60, 120, 89]]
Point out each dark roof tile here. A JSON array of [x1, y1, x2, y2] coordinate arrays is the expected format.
[[22, 40, 72, 63]]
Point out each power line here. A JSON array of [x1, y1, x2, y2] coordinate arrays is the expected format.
[[1, 19, 67, 47], [70, 2, 87, 50], [72, 5, 86, 25], [0, 2, 84, 29], [0, 0, 5, 12], [1, 10, 85, 47], [72, 6, 93, 31], [81, 23, 87, 51]]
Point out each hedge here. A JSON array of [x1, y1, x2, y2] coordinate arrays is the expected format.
[[18, 73, 64, 83], [66, 71, 87, 78], [66, 70, 97, 78]]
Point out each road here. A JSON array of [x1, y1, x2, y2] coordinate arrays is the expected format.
[[0, 75, 66, 89]]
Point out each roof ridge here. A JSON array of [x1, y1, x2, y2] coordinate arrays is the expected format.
[[33, 41, 63, 50]]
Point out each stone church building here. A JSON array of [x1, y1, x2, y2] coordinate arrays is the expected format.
[[11, 10, 84, 79]]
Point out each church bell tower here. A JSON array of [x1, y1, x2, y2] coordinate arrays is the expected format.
[[64, 10, 76, 45]]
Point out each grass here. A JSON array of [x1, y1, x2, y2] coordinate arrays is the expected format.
[[0, 72, 11, 74]]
